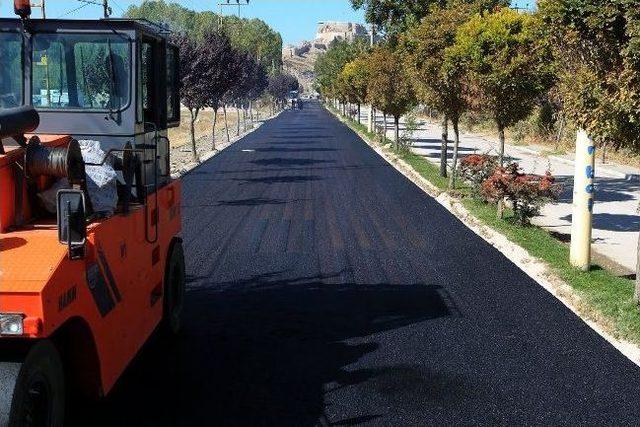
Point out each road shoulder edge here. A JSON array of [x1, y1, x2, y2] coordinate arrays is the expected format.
[[170, 109, 284, 179], [326, 104, 640, 367]]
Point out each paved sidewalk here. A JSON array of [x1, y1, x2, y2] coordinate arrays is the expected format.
[[362, 107, 640, 273]]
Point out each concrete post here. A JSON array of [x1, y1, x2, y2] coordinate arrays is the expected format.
[[570, 129, 596, 271]]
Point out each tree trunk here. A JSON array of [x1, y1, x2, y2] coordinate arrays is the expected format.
[[236, 104, 241, 136], [440, 115, 449, 178], [357, 103, 361, 123], [394, 116, 400, 151], [243, 107, 247, 131], [190, 108, 199, 162], [223, 104, 231, 143], [497, 121, 506, 218], [602, 141, 608, 164], [212, 107, 218, 152], [449, 117, 461, 189], [383, 113, 388, 142], [555, 113, 565, 150], [497, 122, 506, 166]]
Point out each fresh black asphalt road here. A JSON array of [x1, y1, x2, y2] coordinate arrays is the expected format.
[[75, 101, 640, 426]]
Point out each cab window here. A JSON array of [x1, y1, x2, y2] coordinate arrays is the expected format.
[[166, 45, 179, 125], [31, 33, 130, 110], [140, 40, 157, 124], [0, 32, 23, 109]]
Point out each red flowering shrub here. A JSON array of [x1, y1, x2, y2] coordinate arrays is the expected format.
[[458, 154, 499, 197], [481, 163, 561, 225]]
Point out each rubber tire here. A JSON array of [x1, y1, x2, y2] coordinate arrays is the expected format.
[[0, 340, 65, 427], [162, 239, 186, 336]]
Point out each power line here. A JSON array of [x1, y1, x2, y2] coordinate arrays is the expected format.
[[57, 2, 90, 18], [110, 0, 127, 15], [78, 0, 112, 18]]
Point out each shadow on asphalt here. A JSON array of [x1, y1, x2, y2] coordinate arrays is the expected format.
[[69, 279, 452, 427]]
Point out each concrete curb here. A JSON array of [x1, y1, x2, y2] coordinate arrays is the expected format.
[[328, 106, 640, 368]]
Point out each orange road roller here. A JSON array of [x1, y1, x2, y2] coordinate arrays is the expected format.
[[0, 2, 185, 425]]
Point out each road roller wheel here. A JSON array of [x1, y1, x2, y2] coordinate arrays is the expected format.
[[0, 340, 65, 427]]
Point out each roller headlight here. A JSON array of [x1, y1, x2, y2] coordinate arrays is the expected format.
[[0, 314, 25, 336]]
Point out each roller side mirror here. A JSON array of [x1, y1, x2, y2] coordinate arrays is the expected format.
[[57, 190, 87, 260]]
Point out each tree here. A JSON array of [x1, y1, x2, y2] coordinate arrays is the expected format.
[[400, 3, 474, 186], [339, 58, 370, 123], [449, 8, 554, 166], [126, 1, 282, 151], [201, 31, 237, 150], [220, 15, 283, 70], [350, 0, 510, 38], [365, 46, 416, 150], [126, 1, 282, 69], [314, 39, 368, 106], [245, 61, 269, 122], [267, 73, 299, 109], [539, 0, 640, 300], [539, 0, 640, 152], [172, 34, 209, 162]]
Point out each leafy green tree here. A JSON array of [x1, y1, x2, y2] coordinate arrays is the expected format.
[[449, 8, 554, 165], [350, 0, 510, 38], [539, 0, 640, 152], [400, 3, 473, 186], [539, 0, 640, 299], [339, 58, 370, 123], [220, 16, 283, 71], [314, 39, 368, 107], [365, 46, 416, 150], [126, 1, 282, 69]]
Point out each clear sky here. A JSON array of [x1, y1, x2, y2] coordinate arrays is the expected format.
[[0, 0, 534, 46]]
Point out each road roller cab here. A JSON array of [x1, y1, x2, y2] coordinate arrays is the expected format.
[[0, 3, 185, 425]]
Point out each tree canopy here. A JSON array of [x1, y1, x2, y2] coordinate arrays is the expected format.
[[539, 0, 640, 150], [314, 39, 369, 99], [449, 8, 554, 162], [125, 0, 282, 70], [350, 0, 510, 38]]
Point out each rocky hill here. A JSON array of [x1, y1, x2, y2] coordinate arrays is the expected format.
[[283, 21, 370, 94]]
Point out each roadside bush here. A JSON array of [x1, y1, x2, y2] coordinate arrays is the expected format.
[[458, 154, 498, 197], [481, 163, 561, 225], [399, 113, 419, 151]]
